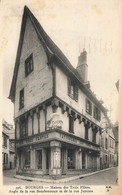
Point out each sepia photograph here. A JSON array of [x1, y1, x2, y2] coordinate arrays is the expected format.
[[1, 0, 122, 194]]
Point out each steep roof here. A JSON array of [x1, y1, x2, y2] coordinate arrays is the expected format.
[[9, 6, 108, 114]]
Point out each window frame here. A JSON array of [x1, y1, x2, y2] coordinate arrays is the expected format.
[[25, 54, 33, 77]]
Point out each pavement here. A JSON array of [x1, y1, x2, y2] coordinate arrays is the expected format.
[[13, 167, 117, 184]]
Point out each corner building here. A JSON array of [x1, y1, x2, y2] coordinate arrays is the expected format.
[[9, 6, 111, 177]]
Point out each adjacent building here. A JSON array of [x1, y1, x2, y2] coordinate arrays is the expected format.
[[112, 123, 119, 166], [9, 6, 116, 178], [2, 119, 15, 170]]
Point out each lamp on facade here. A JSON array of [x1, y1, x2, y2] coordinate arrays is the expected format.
[[100, 122, 112, 135]]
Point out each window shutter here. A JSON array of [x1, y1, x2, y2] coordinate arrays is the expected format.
[[75, 85, 78, 101], [67, 78, 71, 96]]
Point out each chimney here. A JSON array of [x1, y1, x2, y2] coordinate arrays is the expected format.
[[76, 49, 88, 83]]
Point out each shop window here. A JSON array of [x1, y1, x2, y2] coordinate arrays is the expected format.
[[67, 149, 75, 169], [68, 78, 78, 101], [19, 89, 24, 109], [37, 150, 42, 169], [25, 54, 33, 77], [69, 115, 74, 133], [25, 151, 30, 168], [93, 106, 101, 121], [86, 98, 92, 115]]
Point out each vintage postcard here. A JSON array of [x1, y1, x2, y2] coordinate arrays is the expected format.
[[0, 0, 122, 194]]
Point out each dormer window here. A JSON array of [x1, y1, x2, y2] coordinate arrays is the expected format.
[[25, 54, 33, 77], [68, 78, 78, 101]]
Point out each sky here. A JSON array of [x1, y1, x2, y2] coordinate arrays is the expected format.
[[0, 0, 122, 125]]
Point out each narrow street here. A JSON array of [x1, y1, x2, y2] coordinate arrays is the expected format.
[[3, 167, 118, 186]]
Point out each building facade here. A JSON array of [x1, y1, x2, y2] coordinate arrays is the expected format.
[[112, 123, 118, 166], [2, 119, 15, 170], [9, 6, 115, 178]]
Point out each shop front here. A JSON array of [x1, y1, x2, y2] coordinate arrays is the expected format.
[[16, 129, 100, 177]]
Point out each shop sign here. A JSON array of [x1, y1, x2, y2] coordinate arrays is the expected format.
[[16, 133, 49, 146]]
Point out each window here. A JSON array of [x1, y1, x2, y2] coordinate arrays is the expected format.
[[110, 138, 112, 148], [25, 151, 30, 168], [105, 138, 108, 149], [67, 149, 75, 169], [101, 135, 104, 147], [19, 89, 24, 109], [93, 106, 101, 121], [37, 150, 42, 169], [85, 125, 88, 140], [92, 130, 96, 143], [86, 99, 92, 115], [69, 115, 74, 133], [68, 78, 78, 101], [25, 54, 33, 77], [20, 118, 27, 138], [3, 153, 8, 164]]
